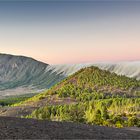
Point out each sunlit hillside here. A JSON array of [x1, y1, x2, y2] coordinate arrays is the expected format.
[[11, 66, 140, 128]]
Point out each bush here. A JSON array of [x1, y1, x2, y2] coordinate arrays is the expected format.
[[128, 116, 139, 127]]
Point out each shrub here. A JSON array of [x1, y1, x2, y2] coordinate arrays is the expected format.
[[128, 116, 139, 127]]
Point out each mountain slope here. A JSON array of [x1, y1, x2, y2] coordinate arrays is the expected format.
[[0, 54, 65, 93], [23, 67, 139, 128], [46, 66, 140, 98], [10, 66, 140, 108]]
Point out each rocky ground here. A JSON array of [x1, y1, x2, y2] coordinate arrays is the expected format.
[[0, 116, 139, 139]]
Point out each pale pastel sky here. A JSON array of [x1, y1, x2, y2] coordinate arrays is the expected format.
[[0, 1, 140, 64]]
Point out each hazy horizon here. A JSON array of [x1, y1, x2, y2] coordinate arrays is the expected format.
[[0, 1, 140, 64]]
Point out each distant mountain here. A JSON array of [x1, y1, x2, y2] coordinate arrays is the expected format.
[[0, 54, 65, 92], [51, 61, 140, 80]]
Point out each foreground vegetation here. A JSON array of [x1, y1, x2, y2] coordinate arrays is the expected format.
[[15, 67, 140, 128], [26, 96, 140, 128]]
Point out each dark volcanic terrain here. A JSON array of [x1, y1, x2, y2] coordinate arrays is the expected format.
[[0, 117, 139, 139]]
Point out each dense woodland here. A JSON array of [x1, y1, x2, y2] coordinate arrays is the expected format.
[[15, 67, 140, 128]]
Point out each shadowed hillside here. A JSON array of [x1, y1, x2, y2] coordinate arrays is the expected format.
[[0, 54, 65, 96]]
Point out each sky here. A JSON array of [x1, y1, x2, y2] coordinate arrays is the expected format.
[[0, 0, 140, 64]]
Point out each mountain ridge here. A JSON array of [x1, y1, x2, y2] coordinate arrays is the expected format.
[[52, 61, 140, 80], [0, 53, 140, 98]]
